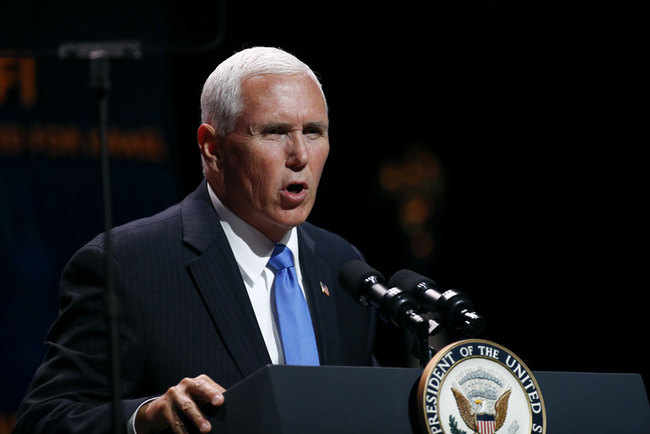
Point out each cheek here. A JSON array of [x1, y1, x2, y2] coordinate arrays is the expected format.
[[311, 144, 330, 178], [228, 149, 272, 189], [248, 159, 280, 198]]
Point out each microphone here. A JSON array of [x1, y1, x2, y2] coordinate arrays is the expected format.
[[339, 260, 435, 338], [388, 269, 485, 338]]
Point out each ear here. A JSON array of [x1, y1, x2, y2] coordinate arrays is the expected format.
[[197, 123, 220, 171]]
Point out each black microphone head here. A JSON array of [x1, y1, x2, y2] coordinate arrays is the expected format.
[[388, 269, 438, 293], [458, 309, 486, 338], [338, 260, 385, 299]]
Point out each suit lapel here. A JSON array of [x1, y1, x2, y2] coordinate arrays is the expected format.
[[182, 181, 271, 378], [298, 226, 341, 365]]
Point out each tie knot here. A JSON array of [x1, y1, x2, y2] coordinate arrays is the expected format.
[[267, 244, 295, 272]]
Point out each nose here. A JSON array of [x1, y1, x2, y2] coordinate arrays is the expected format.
[[286, 132, 309, 170]]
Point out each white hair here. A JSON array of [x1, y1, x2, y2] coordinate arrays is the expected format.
[[200, 46, 327, 137]]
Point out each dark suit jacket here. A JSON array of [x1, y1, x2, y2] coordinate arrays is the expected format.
[[14, 180, 376, 433]]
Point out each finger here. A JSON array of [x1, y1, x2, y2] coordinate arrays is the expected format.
[[146, 395, 190, 434], [171, 418, 189, 434], [137, 376, 225, 434], [136, 397, 177, 434], [182, 374, 226, 406], [173, 391, 211, 433], [161, 396, 191, 434]]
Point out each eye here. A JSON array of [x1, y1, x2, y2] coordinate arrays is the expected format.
[[303, 124, 327, 139], [259, 124, 290, 139], [263, 128, 284, 137]]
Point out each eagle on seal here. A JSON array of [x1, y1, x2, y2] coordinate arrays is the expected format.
[[451, 388, 511, 434]]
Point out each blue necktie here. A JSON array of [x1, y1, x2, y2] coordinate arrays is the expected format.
[[267, 243, 320, 366]]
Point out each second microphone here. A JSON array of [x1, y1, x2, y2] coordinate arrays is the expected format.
[[339, 260, 435, 338]]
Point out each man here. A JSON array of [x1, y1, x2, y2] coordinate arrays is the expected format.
[[14, 47, 376, 433]]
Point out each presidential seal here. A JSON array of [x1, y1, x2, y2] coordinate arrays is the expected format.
[[417, 339, 546, 434]]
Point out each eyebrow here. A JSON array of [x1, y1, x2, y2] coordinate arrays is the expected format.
[[303, 121, 329, 132], [253, 121, 329, 133]]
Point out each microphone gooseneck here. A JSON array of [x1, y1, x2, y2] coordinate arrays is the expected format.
[[388, 269, 485, 338], [339, 260, 433, 338]]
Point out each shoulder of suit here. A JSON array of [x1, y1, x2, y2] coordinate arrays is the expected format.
[[300, 221, 363, 261], [98, 181, 213, 248], [85, 201, 184, 249]]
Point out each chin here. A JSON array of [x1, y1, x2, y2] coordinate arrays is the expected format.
[[274, 212, 310, 232]]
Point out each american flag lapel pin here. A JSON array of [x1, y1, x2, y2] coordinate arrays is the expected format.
[[320, 281, 330, 296]]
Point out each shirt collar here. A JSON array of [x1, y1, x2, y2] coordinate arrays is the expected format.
[[207, 182, 300, 287]]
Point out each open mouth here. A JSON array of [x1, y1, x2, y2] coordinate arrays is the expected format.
[[286, 183, 305, 194]]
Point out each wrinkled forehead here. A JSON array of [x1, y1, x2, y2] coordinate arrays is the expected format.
[[240, 72, 327, 110], [237, 74, 329, 126]]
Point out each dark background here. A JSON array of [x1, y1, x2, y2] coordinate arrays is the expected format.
[[1, 0, 645, 422]]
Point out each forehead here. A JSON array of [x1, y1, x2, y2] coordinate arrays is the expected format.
[[239, 73, 328, 121]]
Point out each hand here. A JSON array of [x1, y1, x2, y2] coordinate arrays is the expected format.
[[135, 374, 225, 434]]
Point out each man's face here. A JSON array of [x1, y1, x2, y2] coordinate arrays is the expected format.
[[210, 73, 330, 241]]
